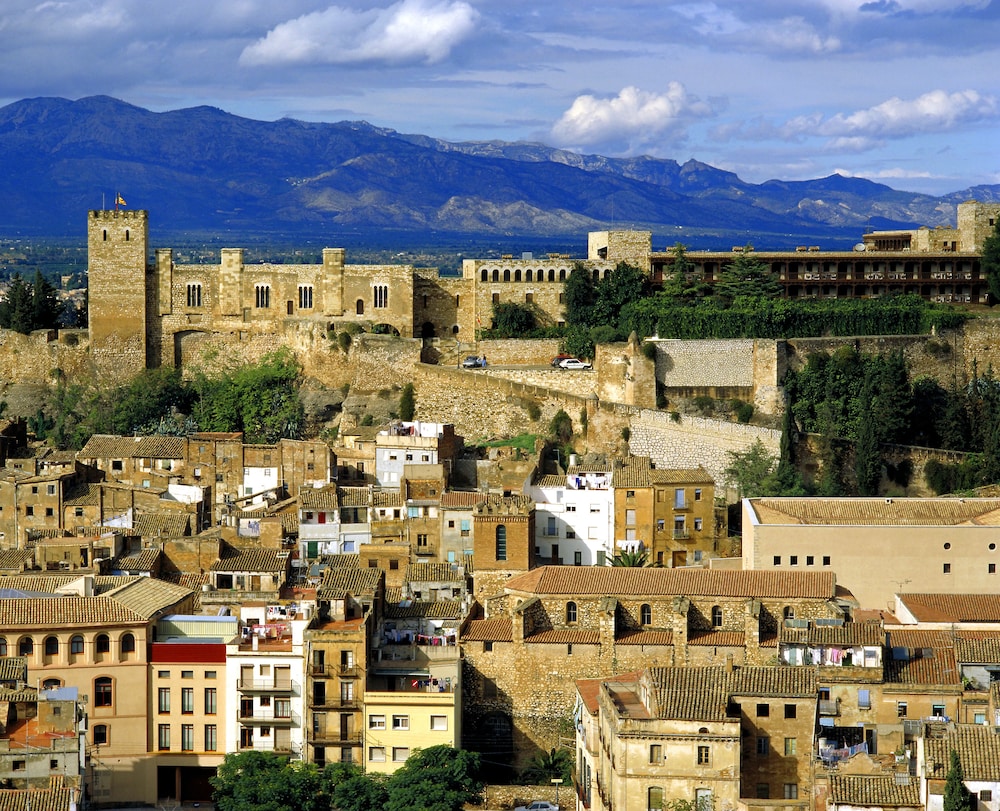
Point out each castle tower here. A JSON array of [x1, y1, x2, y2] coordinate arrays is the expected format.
[[87, 209, 149, 379]]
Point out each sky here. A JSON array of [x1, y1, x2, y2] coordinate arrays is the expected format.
[[1, 0, 999, 196]]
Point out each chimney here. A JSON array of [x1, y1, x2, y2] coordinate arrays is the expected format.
[[725, 654, 735, 673]]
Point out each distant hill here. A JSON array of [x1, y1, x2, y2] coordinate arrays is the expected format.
[[1, 95, 997, 249]]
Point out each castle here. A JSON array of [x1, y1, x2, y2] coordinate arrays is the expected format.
[[86, 202, 1000, 378]]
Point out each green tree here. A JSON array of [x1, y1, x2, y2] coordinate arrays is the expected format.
[[661, 243, 710, 301], [943, 750, 973, 811], [714, 247, 782, 304], [561, 325, 595, 361], [0, 274, 34, 334], [384, 745, 483, 811], [854, 371, 882, 496], [31, 270, 64, 330], [491, 301, 536, 336], [607, 548, 652, 567], [399, 383, 416, 422], [549, 409, 574, 444], [982, 217, 1000, 302], [592, 261, 647, 329], [519, 746, 573, 785], [325, 763, 389, 811], [563, 262, 597, 326], [724, 440, 777, 499], [211, 751, 327, 811]]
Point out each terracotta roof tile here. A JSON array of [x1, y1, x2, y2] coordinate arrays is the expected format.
[[0, 787, 78, 811], [649, 466, 714, 484], [406, 563, 464, 582], [899, 593, 1000, 623], [780, 622, 884, 647], [385, 600, 463, 619], [828, 775, 920, 808], [884, 630, 960, 685], [462, 617, 513, 642], [78, 434, 186, 460], [338, 487, 371, 508], [750, 497, 1000, 526], [925, 725, 1000, 781], [647, 667, 731, 721], [99, 578, 194, 618], [211, 547, 287, 574], [525, 629, 600, 644], [688, 630, 745, 646], [0, 549, 32, 572], [616, 629, 674, 645], [111, 548, 161, 572], [955, 636, 1000, 664], [131, 512, 192, 538], [316, 566, 382, 600], [0, 597, 148, 626], [440, 491, 480, 508], [299, 485, 339, 510], [503, 566, 836, 599], [610, 456, 653, 489], [0, 656, 28, 682]]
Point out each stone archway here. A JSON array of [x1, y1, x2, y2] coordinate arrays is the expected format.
[[173, 330, 211, 369]]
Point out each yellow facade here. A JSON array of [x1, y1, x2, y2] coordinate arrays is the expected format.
[[362, 685, 459, 774]]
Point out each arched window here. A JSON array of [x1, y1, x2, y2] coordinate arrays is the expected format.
[[94, 677, 113, 707], [648, 787, 664, 811], [593, 269, 600, 283], [0, 637, 6, 656], [124, 230, 130, 241], [641, 604, 652, 625], [566, 601, 578, 623], [495, 525, 507, 561], [255, 284, 270, 308], [18, 637, 33, 656], [514, 269, 521, 282], [373, 285, 388, 309], [96, 634, 110, 654], [44, 636, 59, 655], [481, 269, 487, 282], [559, 268, 566, 281], [356, 299, 364, 315], [783, 606, 795, 621], [548, 269, 555, 282], [492, 269, 499, 282], [42, 678, 61, 690], [712, 606, 723, 628], [526, 269, 533, 282], [93, 725, 109, 746], [503, 269, 511, 282], [70, 635, 84, 654], [121, 633, 136, 654]]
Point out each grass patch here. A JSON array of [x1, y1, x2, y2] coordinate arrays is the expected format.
[[478, 433, 538, 454]]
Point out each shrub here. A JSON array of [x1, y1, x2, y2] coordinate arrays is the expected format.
[[399, 383, 415, 421], [641, 341, 658, 361], [621, 426, 631, 441], [734, 401, 754, 423], [549, 409, 573, 443], [692, 395, 715, 413], [526, 402, 541, 421], [360, 414, 374, 427], [337, 331, 352, 352]]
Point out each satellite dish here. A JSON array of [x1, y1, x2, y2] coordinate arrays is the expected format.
[[854, 243, 867, 252]]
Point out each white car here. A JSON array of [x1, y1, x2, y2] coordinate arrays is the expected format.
[[515, 803, 559, 811], [559, 358, 591, 370]]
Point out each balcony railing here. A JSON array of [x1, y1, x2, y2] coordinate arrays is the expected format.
[[239, 710, 301, 726], [672, 530, 690, 540], [238, 679, 298, 694], [309, 730, 362, 745], [819, 699, 840, 717]]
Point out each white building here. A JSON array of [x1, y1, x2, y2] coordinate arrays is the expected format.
[[526, 462, 615, 566]]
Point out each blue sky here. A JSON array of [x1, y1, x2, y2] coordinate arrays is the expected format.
[[1, 0, 998, 195]]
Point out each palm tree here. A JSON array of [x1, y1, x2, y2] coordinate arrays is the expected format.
[[608, 547, 651, 567], [518, 747, 572, 785]]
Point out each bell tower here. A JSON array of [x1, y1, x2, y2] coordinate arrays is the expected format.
[[87, 209, 149, 379]]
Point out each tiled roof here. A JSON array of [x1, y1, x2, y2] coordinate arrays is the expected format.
[[533, 475, 567, 489], [316, 566, 382, 600], [322, 554, 361, 568], [955, 636, 1000, 664], [898, 593, 1000, 623], [211, 547, 287, 574], [473, 494, 534, 515], [0, 656, 28, 682], [300, 486, 339, 510], [925, 725, 1000, 781], [99, 578, 193, 619], [616, 629, 674, 645], [610, 456, 653, 489], [0, 575, 139, 595], [503, 566, 836, 599], [525, 629, 600, 644], [828, 775, 920, 808], [0, 787, 78, 811], [650, 466, 713, 485], [688, 630, 745, 647], [131, 512, 192, 538], [372, 490, 403, 507], [884, 630, 960, 686], [440, 491, 480, 508], [78, 434, 186, 460], [462, 617, 514, 642], [780, 622, 884, 647], [0, 549, 32, 572], [339, 486, 372, 507], [63, 483, 102, 506], [0, 597, 148, 626], [406, 563, 463, 583], [647, 667, 731, 721], [386, 600, 463, 619], [728, 666, 816, 697], [750, 497, 1000, 526], [111, 548, 161, 572]]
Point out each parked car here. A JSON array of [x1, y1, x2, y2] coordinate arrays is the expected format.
[[515, 802, 559, 811], [550, 353, 572, 367], [558, 357, 592, 370], [462, 355, 486, 368]]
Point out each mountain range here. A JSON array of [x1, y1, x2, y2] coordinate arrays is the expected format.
[[1, 95, 997, 250]]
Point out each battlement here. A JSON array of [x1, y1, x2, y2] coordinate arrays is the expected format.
[[89, 209, 148, 222]]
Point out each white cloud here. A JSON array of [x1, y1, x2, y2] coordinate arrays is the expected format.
[[239, 0, 478, 67], [836, 167, 935, 180], [810, 89, 1000, 139], [551, 84, 713, 152], [819, 0, 990, 15]]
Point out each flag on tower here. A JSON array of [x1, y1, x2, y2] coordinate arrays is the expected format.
[[116, 193, 127, 208]]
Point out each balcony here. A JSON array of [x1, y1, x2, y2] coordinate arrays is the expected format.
[[672, 530, 690, 540], [238, 679, 298, 694], [239, 710, 301, 726], [819, 699, 840, 717], [309, 730, 362, 746]]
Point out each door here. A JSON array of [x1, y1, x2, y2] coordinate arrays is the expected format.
[[672, 551, 686, 568]]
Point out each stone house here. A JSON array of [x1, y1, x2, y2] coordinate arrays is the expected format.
[[826, 775, 921, 811], [920, 725, 1000, 811], [461, 566, 844, 768]]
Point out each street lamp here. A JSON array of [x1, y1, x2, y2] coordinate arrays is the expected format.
[[551, 777, 562, 806]]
